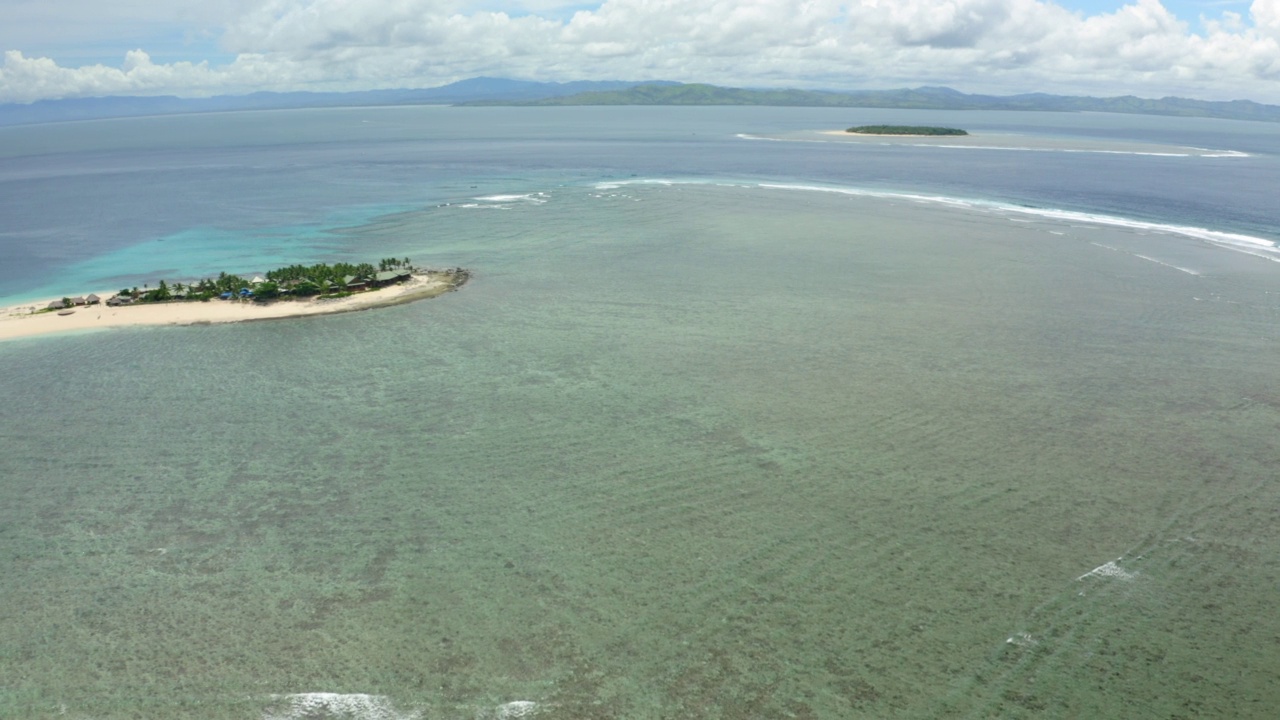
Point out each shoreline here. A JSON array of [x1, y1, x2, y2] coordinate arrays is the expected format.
[[820, 130, 967, 138], [0, 270, 468, 342]]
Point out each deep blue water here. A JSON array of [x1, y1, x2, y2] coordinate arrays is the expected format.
[[2, 106, 1278, 302]]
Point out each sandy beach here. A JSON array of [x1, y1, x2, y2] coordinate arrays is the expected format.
[[0, 271, 465, 342]]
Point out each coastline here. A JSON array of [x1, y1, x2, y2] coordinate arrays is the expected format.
[[820, 130, 965, 138], [0, 270, 467, 342]]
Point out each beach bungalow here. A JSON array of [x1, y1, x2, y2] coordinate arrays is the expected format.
[[344, 275, 368, 292], [70, 296, 87, 306], [46, 299, 67, 310], [85, 294, 100, 305], [372, 270, 411, 287]]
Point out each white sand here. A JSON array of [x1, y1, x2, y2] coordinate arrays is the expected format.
[[0, 273, 459, 342]]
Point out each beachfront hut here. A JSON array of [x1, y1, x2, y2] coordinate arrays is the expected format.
[[344, 274, 368, 291], [70, 296, 87, 306], [85, 294, 100, 305], [372, 270, 412, 287], [46, 299, 66, 310], [251, 276, 265, 285]]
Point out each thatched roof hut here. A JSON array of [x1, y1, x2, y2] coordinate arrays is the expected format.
[[46, 299, 66, 310], [85, 293, 101, 304]]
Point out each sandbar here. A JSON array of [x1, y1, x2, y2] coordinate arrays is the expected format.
[[0, 271, 466, 342], [809, 130, 1246, 157]]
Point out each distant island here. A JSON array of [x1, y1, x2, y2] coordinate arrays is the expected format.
[[1, 257, 471, 341], [51, 257, 469, 309], [458, 82, 1280, 123], [7, 79, 1280, 126], [846, 125, 968, 136]]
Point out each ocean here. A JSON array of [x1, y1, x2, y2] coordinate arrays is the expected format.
[[1, 106, 1278, 719]]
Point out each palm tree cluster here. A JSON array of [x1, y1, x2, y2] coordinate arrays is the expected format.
[[111, 258, 415, 304]]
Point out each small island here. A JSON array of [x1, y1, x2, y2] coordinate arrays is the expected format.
[[845, 125, 969, 136], [1, 257, 470, 341]]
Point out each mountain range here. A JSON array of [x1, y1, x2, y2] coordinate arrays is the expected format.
[[463, 83, 1280, 122], [0, 78, 665, 126], [3, 78, 1278, 126]]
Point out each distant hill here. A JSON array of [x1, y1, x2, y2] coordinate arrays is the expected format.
[[0, 78, 672, 126], [464, 82, 1280, 123], [5, 78, 1279, 126]]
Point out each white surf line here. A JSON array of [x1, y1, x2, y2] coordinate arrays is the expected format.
[[737, 133, 1247, 157], [1191, 148, 1251, 158], [921, 144, 1193, 157], [1211, 245, 1280, 264], [474, 193, 549, 204], [736, 133, 823, 143], [1090, 242, 1201, 275], [1004, 207, 1277, 263], [604, 179, 1279, 263], [1131, 253, 1201, 275]]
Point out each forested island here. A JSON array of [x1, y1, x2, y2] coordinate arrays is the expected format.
[[4, 257, 471, 341], [88, 257, 467, 308], [845, 125, 968, 136]]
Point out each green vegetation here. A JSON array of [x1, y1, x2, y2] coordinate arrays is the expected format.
[[845, 125, 968, 136], [107, 257, 422, 305]]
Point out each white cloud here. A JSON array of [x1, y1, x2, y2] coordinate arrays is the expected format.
[[2, 0, 1280, 103], [1253, 0, 1280, 36]]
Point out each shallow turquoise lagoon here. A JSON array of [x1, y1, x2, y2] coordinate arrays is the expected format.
[[3, 180, 1279, 718], [2, 107, 1280, 718]]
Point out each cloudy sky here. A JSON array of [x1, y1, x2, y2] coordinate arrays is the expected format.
[[2, 0, 1279, 104]]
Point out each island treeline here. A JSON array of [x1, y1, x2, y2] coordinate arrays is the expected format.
[[845, 125, 968, 136], [53, 257, 468, 310]]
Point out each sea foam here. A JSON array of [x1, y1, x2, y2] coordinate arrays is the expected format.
[[1076, 558, 1137, 582], [261, 694, 541, 720], [736, 132, 1249, 158], [754, 181, 1279, 262], [263, 693, 419, 720], [583, 177, 1279, 263]]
